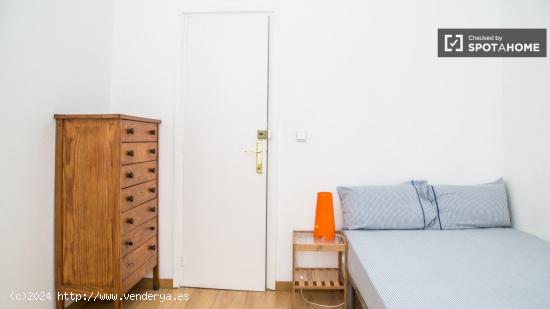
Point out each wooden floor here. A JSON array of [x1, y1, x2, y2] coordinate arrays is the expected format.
[[78, 287, 347, 309]]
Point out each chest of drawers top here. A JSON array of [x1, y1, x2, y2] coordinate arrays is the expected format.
[[54, 114, 161, 122]]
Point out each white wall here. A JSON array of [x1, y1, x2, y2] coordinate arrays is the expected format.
[[273, 0, 506, 280], [0, 0, 113, 307], [501, 1, 550, 241], [110, 0, 511, 284]]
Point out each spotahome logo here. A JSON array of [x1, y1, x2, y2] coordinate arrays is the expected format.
[[438, 29, 546, 57], [444, 34, 463, 52]]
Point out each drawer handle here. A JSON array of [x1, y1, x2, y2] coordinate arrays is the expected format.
[[149, 168, 156, 173], [126, 150, 135, 157], [126, 195, 134, 202], [126, 128, 135, 134], [149, 207, 156, 212], [126, 218, 135, 224], [149, 148, 156, 154], [127, 262, 135, 267], [150, 226, 156, 231], [149, 187, 156, 193], [149, 129, 156, 135], [125, 240, 134, 246], [126, 172, 134, 179], [149, 245, 157, 251]]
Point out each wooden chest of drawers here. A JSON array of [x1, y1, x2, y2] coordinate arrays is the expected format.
[[54, 114, 161, 309]]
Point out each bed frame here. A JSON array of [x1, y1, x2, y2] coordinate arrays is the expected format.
[[348, 276, 368, 309]]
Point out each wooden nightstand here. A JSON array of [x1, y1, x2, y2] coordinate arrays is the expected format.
[[292, 230, 348, 307]]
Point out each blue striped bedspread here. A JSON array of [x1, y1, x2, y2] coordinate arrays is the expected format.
[[344, 228, 550, 309]]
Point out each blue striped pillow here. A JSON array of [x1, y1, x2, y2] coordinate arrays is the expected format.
[[337, 181, 436, 230], [429, 180, 511, 230]]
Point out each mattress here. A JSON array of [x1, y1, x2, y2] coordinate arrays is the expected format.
[[344, 228, 550, 309]]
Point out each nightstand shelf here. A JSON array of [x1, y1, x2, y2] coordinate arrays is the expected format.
[[292, 230, 348, 307], [294, 268, 345, 290]]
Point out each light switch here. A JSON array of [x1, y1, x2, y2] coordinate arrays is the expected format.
[[296, 131, 307, 142]]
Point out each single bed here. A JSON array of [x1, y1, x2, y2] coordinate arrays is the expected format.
[[344, 228, 550, 309]]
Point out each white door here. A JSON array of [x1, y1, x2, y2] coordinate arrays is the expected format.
[[181, 13, 269, 291]]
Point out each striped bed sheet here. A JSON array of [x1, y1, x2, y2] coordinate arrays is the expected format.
[[344, 228, 550, 309]]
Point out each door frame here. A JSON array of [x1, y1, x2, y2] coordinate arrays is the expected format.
[[172, 11, 278, 290]]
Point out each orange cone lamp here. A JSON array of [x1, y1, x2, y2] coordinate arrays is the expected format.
[[314, 192, 336, 240]]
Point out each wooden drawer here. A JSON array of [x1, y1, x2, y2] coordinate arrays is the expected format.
[[122, 256, 158, 293], [121, 199, 158, 235], [121, 180, 157, 212], [121, 161, 157, 188], [121, 218, 157, 257], [121, 237, 157, 279], [122, 120, 158, 142], [121, 142, 158, 165]]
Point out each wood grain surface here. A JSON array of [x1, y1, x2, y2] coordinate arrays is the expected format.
[[72, 288, 349, 309], [60, 119, 120, 287]]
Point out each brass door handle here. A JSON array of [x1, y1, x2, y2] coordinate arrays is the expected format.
[[255, 141, 263, 174], [245, 141, 264, 174]]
